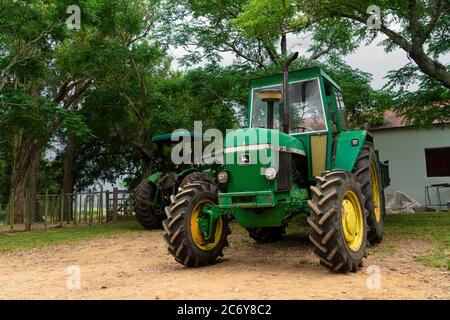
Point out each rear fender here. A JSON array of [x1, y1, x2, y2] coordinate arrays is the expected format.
[[333, 130, 372, 171]]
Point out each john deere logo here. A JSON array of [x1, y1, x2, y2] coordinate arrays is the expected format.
[[239, 154, 251, 166]]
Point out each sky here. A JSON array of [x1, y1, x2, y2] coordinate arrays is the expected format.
[[170, 34, 450, 91]]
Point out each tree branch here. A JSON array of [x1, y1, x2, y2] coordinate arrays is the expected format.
[[418, 0, 442, 45], [409, 0, 419, 44]]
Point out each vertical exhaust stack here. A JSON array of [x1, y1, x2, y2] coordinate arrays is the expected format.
[[283, 52, 299, 134]]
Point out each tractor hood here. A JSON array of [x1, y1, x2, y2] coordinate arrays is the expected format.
[[223, 128, 305, 193], [224, 128, 305, 154]]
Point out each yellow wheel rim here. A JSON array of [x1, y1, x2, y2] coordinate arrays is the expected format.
[[341, 191, 364, 252], [190, 200, 223, 251], [371, 162, 382, 223]]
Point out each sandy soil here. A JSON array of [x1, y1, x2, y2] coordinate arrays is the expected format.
[[0, 226, 448, 300]]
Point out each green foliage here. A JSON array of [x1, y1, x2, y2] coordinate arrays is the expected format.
[[322, 58, 393, 128], [385, 63, 450, 127], [231, 0, 300, 40]]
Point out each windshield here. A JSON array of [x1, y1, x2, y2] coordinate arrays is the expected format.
[[250, 79, 327, 134]]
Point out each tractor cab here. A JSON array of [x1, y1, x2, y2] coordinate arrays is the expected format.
[[248, 66, 349, 181]]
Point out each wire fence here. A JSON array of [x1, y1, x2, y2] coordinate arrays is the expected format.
[[1, 188, 134, 233]]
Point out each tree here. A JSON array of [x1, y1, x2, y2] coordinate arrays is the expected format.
[[294, 0, 450, 89], [161, 0, 356, 68], [0, 0, 95, 226], [385, 63, 450, 126]]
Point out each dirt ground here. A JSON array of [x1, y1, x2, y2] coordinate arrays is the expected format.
[[0, 226, 449, 300]]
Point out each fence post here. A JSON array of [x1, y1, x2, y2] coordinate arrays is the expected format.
[[96, 192, 100, 223], [84, 193, 88, 224], [67, 193, 71, 225], [44, 191, 49, 230], [24, 191, 31, 231], [112, 187, 118, 223], [60, 191, 64, 227], [89, 191, 94, 225], [73, 193, 78, 226], [79, 193, 82, 225], [9, 190, 13, 232], [99, 191, 103, 224], [105, 190, 110, 222]]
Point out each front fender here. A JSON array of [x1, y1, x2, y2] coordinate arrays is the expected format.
[[147, 172, 163, 185], [333, 130, 372, 171]]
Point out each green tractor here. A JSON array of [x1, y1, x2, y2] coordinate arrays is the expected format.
[[163, 53, 390, 272], [133, 132, 215, 229]]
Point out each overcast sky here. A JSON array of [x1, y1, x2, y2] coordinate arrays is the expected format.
[[170, 34, 450, 91]]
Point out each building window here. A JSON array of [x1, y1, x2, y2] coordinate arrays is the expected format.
[[425, 147, 450, 177]]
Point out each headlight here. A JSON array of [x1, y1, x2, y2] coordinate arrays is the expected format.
[[217, 171, 229, 184], [264, 167, 277, 180]]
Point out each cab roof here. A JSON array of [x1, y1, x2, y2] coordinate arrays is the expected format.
[[248, 66, 342, 92]]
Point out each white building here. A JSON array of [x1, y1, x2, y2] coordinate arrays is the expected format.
[[370, 110, 450, 210]]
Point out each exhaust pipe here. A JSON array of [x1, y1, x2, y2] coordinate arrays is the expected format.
[[282, 52, 299, 134]]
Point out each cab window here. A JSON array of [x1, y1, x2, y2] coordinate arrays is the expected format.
[[335, 90, 349, 130], [250, 79, 327, 134]]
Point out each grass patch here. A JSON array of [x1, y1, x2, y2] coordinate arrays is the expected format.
[[367, 243, 397, 256], [384, 213, 450, 270], [0, 220, 145, 253]]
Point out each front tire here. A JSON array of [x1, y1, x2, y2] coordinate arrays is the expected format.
[[163, 181, 230, 267], [308, 170, 368, 273]]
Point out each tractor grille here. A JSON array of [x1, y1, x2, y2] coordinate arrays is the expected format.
[[276, 152, 292, 191]]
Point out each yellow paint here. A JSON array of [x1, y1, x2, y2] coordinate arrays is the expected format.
[[190, 200, 223, 251], [371, 162, 382, 223], [311, 135, 327, 177], [341, 190, 364, 252], [259, 90, 282, 102]]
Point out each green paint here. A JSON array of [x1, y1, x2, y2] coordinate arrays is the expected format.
[[216, 183, 310, 227], [201, 205, 221, 242], [147, 172, 163, 184], [233, 205, 289, 228], [224, 128, 305, 193], [333, 130, 370, 171]]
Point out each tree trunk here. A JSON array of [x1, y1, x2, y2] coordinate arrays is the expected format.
[[27, 151, 39, 228], [10, 131, 41, 225], [63, 136, 75, 220], [281, 33, 287, 57]]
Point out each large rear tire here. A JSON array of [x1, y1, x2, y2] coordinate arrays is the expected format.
[[353, 143, 385, 244], [133, 180, 163, 230], [163, 181, 230, 267], [246, 227, 285, 243], [308, 170, 368, 273]]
